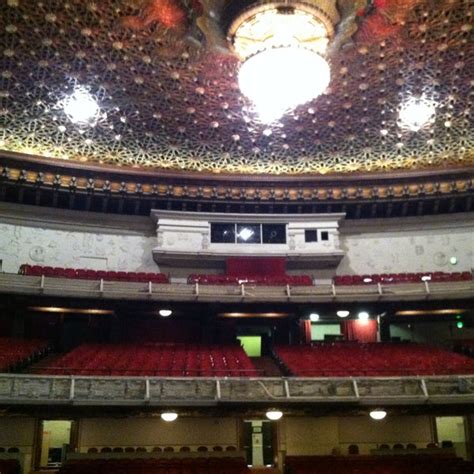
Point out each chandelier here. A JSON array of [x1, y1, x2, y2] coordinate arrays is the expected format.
[[228, 1, 339, 122]]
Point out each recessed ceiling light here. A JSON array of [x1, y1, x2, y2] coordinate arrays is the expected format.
[[358, 311, 370, 321], [398, 96, 436, 131], [266, 409, 283, 421], [159, 309, 172, 317], [449, 256, 458, 265], [369, 409, 387, 421], [161, 411, 178, 422], [309, 313, 320, 322], [337, 310, 350, 318], [63, 87, 101, 125]]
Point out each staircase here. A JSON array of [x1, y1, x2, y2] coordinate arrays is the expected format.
[[251, 356, 284, 377]]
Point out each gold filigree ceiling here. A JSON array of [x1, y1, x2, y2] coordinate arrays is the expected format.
[[0, 0, 472, 176]]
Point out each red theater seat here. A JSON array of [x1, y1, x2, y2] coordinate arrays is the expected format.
[[275, 342, 474, 377]]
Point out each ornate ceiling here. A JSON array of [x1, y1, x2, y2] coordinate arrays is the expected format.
[[0, 0, 472, 178]]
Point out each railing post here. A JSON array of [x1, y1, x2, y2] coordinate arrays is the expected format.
[[286, 284, 291, 299], [195, 282, 199, 297], [420, 378, 429, 398], [352, 379, 360, 399], [40, 274, 45, 291], [284, 379, 290, 399], [424, 280, 430, 295], [241, 284, 245, 298], [69, 377, 75, 402], [216, 379, 221, 400], [331, 282, 336, 297], [145, 378, 150, 402], [99, 279, 104, 294], [377, 283, 383, 296]]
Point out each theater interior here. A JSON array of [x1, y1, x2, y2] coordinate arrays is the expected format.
[[0, 0, 473, 473]]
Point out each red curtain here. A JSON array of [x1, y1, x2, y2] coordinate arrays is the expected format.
[[226, 257, 286, 277], [342, 320, 378, 343], [300, 320, 312, 345]]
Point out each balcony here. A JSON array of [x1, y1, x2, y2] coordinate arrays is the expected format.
[[0, 273, 472, 303]]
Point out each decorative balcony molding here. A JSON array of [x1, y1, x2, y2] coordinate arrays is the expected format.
[[0, 374, 472, 407]]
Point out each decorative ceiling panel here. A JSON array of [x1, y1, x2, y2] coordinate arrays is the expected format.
[[0, 0, 472, 176]]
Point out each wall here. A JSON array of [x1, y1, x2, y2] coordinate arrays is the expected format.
[[0, 417, 36, 473], [390, 322, 474, 346], [281, 415, 434, 456], [0, 203, 158, 273], [78, 417, 239, 451], [338, 214, 474, 274]]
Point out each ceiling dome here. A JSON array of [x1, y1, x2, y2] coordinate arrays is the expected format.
[[0, 0, 472, 178]]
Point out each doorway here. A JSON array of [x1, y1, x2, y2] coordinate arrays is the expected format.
[[39, 420, 73, 469], [242, 420, 276, 467]]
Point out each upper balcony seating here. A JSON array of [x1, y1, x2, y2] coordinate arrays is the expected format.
[[40, 343, 257, 377], [187, 274, 313, 286], [0, 337, 48, 372], [334, 271, 473, 285], [19, 264, 169, 284], [60, 457, 249, 474], [275, 342, 474, 377], [285, 455, 474, 474]]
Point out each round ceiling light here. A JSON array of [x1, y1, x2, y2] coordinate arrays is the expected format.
[[398, 96, 437, 131], [369, 409, 387, 421], [159, 309, 173, 317], [309, 313, 320, 322], [266, 409, 283, 421], [63, 87, 101, 125], [337, 310, 350, 318], [358, 311, 370, 321], [228, 2, 337, 122], [161, 411, 178, 422]]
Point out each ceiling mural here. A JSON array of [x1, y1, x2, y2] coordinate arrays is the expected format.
[[0, 0, 472, 176]]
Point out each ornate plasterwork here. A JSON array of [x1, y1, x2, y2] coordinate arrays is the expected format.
[[0, 0, 472, 176]]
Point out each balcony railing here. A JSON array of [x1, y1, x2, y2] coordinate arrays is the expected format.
[[0, 374, 473, 406], [0, 274, 472, 303]]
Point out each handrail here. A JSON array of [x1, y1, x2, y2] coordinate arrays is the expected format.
[[0, 273, 472, 303]]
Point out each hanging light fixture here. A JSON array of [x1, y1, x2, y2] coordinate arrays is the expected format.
[[161, 411, 178, 422], [369, 409, 387, 421], [266, 409, 284, 421], [228, 2, 339, 122]]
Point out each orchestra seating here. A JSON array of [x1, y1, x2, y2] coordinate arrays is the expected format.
[[59, 457, 249, 474], [39, 343, 257, 377], [0, 337, 48, 372], [0, 460, 20, 474], [285, 455, 474, 474], [275, 343, 474, 377], [187, 274, 312, 286], [19, 264, 169, 284], [334, 271, 472, 285]]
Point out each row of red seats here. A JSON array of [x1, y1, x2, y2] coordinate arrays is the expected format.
[[0, 460, 20, 474], [275, 342, 474, 377], [187, 274, 313, 286], [334, 271, 472, 285], [0, 337, 48, 372], [40, 343, 257, 377], [60, 457, 249, 474], [285, 455, 474, 474], [19, 264, 169, 284]]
